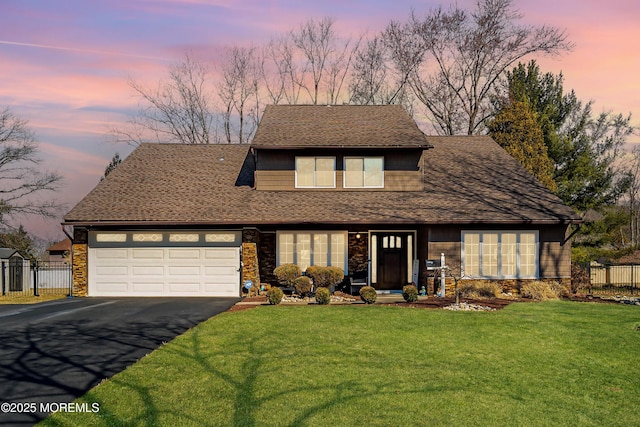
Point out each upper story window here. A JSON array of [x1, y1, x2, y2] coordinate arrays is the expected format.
[[295, 157, 336, 188], [344, 157, 384, 188]]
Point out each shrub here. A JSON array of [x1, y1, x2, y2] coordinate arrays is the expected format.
[[293, 276, 312, 297], [459, 281, 502, 299], [402, 284, 419, 302], [273, 264, 301, 287], [305, 265, 344, 288], [571, 263, 590, 294], [315, 286, 331, 305], [266, 287, 284, 305], [520, 281, 563, 301], [326, 266, 345, 288], [359, 286, 377, 304]]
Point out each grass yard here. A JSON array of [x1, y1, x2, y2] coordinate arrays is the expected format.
[[0, 288, 69, 304], [41, 301, 640, 426]]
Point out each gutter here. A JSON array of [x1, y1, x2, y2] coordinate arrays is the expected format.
[[62, 217, 582, 228]]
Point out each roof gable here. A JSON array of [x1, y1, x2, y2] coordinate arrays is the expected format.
[[251, 105, 431, 149]]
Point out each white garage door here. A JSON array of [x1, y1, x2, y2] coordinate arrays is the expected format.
[[88, 234, 241, 297]]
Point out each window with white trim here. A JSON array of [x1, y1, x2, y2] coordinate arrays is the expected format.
[[344, 157, 384, 188], [462, 231, 538, 279], [277, 231, 347, 272], [295, 157, 336, 188]]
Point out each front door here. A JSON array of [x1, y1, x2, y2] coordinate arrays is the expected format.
[[372, 232, 412, 291]]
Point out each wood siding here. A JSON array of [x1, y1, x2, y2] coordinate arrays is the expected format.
[[425, 224, 572, 280], [255, 170, 422, 191]]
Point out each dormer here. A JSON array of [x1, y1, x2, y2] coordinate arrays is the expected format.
[[250, 105, 432, 191]]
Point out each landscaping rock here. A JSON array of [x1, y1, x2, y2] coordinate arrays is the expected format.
[[443, 302, 496, 312]]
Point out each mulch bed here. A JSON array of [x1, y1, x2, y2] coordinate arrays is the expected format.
[[227, 293, 631, 313], [378, 297, 515, 310]]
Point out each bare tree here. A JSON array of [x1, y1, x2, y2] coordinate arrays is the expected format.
[[349, 36, 389, 105], [113, 54, 216, 145], [0, 107, 63, 227], [622, 148, 640, 247], [260, 34, 303, 105], [291, 17, 358, 105], [218, 45, 261, 144], [388, 0, 572, 135]]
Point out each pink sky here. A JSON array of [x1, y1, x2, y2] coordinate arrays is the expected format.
[[0, 0, 639, 240]]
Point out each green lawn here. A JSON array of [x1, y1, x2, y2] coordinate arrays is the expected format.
[[41, 301, 640, 427]]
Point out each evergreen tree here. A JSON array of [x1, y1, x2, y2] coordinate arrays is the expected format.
[[487, 100, 557, 192], [498, 60, 633, 211], [0, 225, 36, 258], [102, 153, 122, 180]]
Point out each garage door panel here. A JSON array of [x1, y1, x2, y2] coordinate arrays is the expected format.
[[131, 282, 165, 293], [89, 246, 239, 296], [96, 266, 129, 276], [205, 248, 237, 258], [94, 281, 128, 293], [168, 249, 202, 259], [204, 266, 237, 277], [95, 248, 128, 259], [132, 248, 164, 259], [167, 282, 201, 293], [132, 266, 165, 276]]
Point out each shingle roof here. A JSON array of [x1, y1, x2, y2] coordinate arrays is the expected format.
[[251, 104, 432, 148], [64, 138, 580, 226], [47, 238, 71, 252]]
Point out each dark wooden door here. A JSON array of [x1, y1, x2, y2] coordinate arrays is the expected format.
[[376, 234, 407, 291]]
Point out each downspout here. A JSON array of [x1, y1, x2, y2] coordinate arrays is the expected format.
[[62, 225, 74, 298]]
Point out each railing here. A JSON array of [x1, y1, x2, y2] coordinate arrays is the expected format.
[[0, 260, 72, 299], [587, 263, 640, 295]]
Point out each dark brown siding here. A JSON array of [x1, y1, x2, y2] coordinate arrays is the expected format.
[[425, 224, 572, 280], [539, 225, 572, 278]]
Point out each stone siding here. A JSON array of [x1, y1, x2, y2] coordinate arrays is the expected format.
[[258, 232, 277, 285], [437, 278, 571, 297], [348, 233, 368, 275], [72, 243, 88, 297], [241, 242, 260, 295]]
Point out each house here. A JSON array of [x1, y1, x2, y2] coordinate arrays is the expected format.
[[46, 238, 71, 263], [63, 105, 581, 297], [0, 248, 28, 292]]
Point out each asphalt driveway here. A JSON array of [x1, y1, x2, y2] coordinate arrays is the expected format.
[[0, 297, 239, 426]]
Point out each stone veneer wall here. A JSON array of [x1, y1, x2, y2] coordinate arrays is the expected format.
[[241, 242, 260, 295], [437, 278, 571, 297], [71, 228, 89, 297], [348, 233, 368, 275], [258, 232, 277, 285], [72, 243, 88, 297]]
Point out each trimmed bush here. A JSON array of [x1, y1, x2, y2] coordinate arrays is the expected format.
[[402, 284, 419, 302], [315, 286, 331, 305], [359, 286, 377, 304], [326, 266, 345, 288], [521, 281, 562, 301], [273, 264, 301, 288], [294, 276, 312, 297], [266, 287, 284, 305], [459, 281, 502, 299], [305, 265, 344, 289]]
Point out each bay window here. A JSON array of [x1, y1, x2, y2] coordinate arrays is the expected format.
[[462, 231, 538, 278]]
